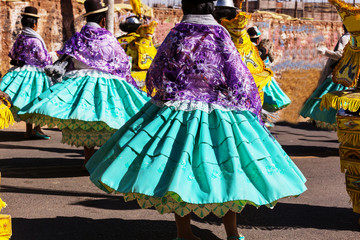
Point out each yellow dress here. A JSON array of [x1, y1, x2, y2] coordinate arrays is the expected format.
[[221, 12, 273, 104]]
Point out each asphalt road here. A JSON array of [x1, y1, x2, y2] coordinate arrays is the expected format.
[[0, 122, 359, 240]]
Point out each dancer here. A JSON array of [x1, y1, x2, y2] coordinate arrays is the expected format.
[[300, 25, 350, 129], [19, 0, 149, 164], [214, 2, 290, 126], [86, 1, 307, 239], [118, 15, 141, 51], [0, 6, 52, 139]]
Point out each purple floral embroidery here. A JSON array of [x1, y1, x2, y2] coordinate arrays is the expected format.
[[146, 23, 262, 120], [9, 34, 52, 68], [57, 25, 136, 86]]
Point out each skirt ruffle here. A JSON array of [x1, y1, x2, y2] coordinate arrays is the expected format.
[[263, 78, 291, 112], [18, 69, 150, 147], [300, 76, 346, 126], [86, 101, 307, 218], [0, 65, 50, 120]]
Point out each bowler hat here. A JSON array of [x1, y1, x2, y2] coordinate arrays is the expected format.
[[21, 6, 40, 18], [83, 0, 108, 17]]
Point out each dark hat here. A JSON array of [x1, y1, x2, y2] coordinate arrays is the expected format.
[[247, 26, 261, 38], [21, 6, 40, 18], [83, 0, 108, 17], [119, 16, 141, 33], [182, 0, 216, 3]]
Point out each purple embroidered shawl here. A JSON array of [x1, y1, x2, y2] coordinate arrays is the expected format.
[[9, 34, 52, 68], [57, 24, 135, 86], [146, 23, 262, 119]]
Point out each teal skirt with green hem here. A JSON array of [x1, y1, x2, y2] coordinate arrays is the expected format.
[[263, 78, 291, 112], [300, 76, 346, 128], [0, 65, 50, 120], [18, 69, 150, 147], [86, 101, 307, 218]]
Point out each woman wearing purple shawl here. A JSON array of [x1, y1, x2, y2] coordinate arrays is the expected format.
[[86, 0, 307, 239], [19, 0, 149, 163], [0, 7, 52, 139]]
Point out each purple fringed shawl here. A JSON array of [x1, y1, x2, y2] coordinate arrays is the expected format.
[[146, 23, 262, 119], [57, 24, 136, 86], [9, 34, 52, 68]]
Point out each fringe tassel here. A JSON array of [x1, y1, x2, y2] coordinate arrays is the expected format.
[[338, 131, 360, 146], [0, 104, 14, 130], [347, 190, 360, 214], [320, 92, 360, 113]]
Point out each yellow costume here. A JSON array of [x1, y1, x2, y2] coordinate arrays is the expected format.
[[221, 12, 273, 104], [329, 0, 360, 88], [320, 0, 360, 216], [118, 32, 139, 51], [127, 20, 157, 71], [127, 21, 157, 93], [0, 93, 14, 130]]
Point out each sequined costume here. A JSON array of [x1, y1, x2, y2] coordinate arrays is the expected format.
[[127, 21, 158, 91], [0, 29, 52, 121], [319, 0, 360, 214], [19, 22, 149, 147], [86, 15, 307, 218], [221, 12, 291, 111]]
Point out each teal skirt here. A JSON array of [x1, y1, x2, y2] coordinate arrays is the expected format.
[[0, 65, 50, 120], [19, 69, 150, 147], [300, 76, 346, 128], [86, 101, 307, 218], [263, 78, 291, 112]]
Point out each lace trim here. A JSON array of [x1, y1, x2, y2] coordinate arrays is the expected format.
[[7, 65, 43, 73], [26, 114, 114, 131], [100, 190, 278, 218], [64, 69, 124, 80], [151, 99, 247, 114], [62, 128, 116, 148]]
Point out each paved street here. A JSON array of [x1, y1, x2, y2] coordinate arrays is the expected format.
[[0, 122, 359, 240]]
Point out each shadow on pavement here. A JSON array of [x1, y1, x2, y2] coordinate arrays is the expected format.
[[193, 203, 360, 232], [275, 121, 335, 132], [281, 145, 339, 158], [0, 128, 60, 142], [0, 158, 85, 178], [12, 217, 221, 240], [0, 185, 121, 200], [0, 143, 83, 155]]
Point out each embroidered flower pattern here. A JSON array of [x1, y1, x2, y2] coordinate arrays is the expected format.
[[146, 23, 262, 120]]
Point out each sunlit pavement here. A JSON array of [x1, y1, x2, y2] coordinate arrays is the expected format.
[[0, 122, 359, 240]]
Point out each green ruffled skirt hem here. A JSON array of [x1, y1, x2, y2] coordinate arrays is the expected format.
[[86, 102, 307, 217], [18, 69, 149, 130], [263, 78, 291, 112], [300, 76, 346, 125], [62, 128, 117, 148]]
